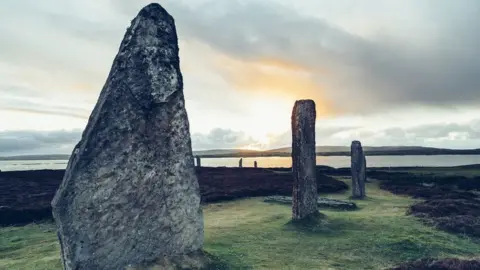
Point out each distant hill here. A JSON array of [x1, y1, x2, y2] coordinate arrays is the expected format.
[[1, 146, 480, 160], [267, 146, 446, 153], [196, 146, 480, 158]]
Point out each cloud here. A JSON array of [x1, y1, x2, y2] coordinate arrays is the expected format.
[[0, 0, 120, 121], [0, 83, 91, 119], [4, 0, 480, 117], [405, 122, 480, 140], [267, 125, 360, 148], [2, 119, 480, 156], [191, 128, 258, 150], [142, 0, 480, 114], [0, 130, 82, 155], [336, 119, 480, 148], [2, 0, 480, 152]]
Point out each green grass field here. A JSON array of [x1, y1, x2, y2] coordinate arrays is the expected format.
[[1, 179, 480, 270]]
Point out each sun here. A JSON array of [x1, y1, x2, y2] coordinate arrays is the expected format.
[[236, 94, 293, 150], [239, 133, 271, 151], [240, 144, 263, 151]]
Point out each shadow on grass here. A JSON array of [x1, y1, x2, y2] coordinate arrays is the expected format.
[[348, 195, 370, 200], [201, 251, 240, 270], [124, 250, 243, 270], [204, 244, 254, 270], [283, 211, 364, 236]]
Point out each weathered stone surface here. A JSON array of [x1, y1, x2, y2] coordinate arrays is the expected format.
[[351, 140, 366, 199], [264, 196, 358, 210], [291, 99, 318, 220], [239, 158, 243, 168], [51, 4, 203, 270]]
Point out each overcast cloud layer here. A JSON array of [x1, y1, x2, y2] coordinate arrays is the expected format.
[[155, 0, 480, 112], [1, 0, 480, 155], [2, 119, 480, 155]]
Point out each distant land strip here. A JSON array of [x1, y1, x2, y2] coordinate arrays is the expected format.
[[1, 148, 480, 160], [196, 149, 480, 158]]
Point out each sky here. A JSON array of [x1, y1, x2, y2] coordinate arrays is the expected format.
[[1, 0, 480, 155]]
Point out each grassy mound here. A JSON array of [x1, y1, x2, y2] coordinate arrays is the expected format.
[[2, 180, 480, 269]]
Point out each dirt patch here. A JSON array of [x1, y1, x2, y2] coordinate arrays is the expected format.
[[390, 257, 480, 270], [0, 167, 348, 226]]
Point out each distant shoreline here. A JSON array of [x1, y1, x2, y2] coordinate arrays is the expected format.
[[197, 150, 480, 158], [1, 149, 480, 161]]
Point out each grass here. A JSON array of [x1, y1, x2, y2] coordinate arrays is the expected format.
[[2, 179, 480, 269]]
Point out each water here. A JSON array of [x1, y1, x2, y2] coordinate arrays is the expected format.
[[0, 160, 69, 172], [201, 155, 480, 168], [1, 155, 480, 172]]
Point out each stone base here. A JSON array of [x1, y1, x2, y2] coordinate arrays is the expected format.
[[125, 250, 227, 270], [287, 211, 327, 229]]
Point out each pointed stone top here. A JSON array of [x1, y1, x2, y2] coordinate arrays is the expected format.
[[137, 3, 170, 17], [119, 3, 178, 60], [110, 2, 183, 107], [133, 3, 175, 28]]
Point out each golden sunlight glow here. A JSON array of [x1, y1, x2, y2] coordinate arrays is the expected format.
[[211, 52, 334, 149], [234, 94, 292, 150], [213, 54, 333, 116], [239, 144, 265, 151]]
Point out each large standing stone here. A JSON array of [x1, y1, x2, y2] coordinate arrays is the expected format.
[[351, 140, 366, 199], [51, 4, 203, 270], [239, 158, 243, 168], [254, 161, 258, 168], [291, 99, 318, 220]]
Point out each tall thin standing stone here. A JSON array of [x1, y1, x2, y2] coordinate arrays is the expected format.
[[239, 158, 243, 168], [351, 140, 366, 199], [254, 161, 258, 168], [51, 4, 203, 270], [196, 156, 201, 167], [291, 99, 318, 220]]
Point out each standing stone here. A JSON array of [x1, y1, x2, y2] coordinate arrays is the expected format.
[[351, 140, 366, 199], [51, 4, 203, 270], [196, 156, 201, 167], [239, 158, 243, 168], [291, 99, 318, 220], [254, 161, 258, 168]]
